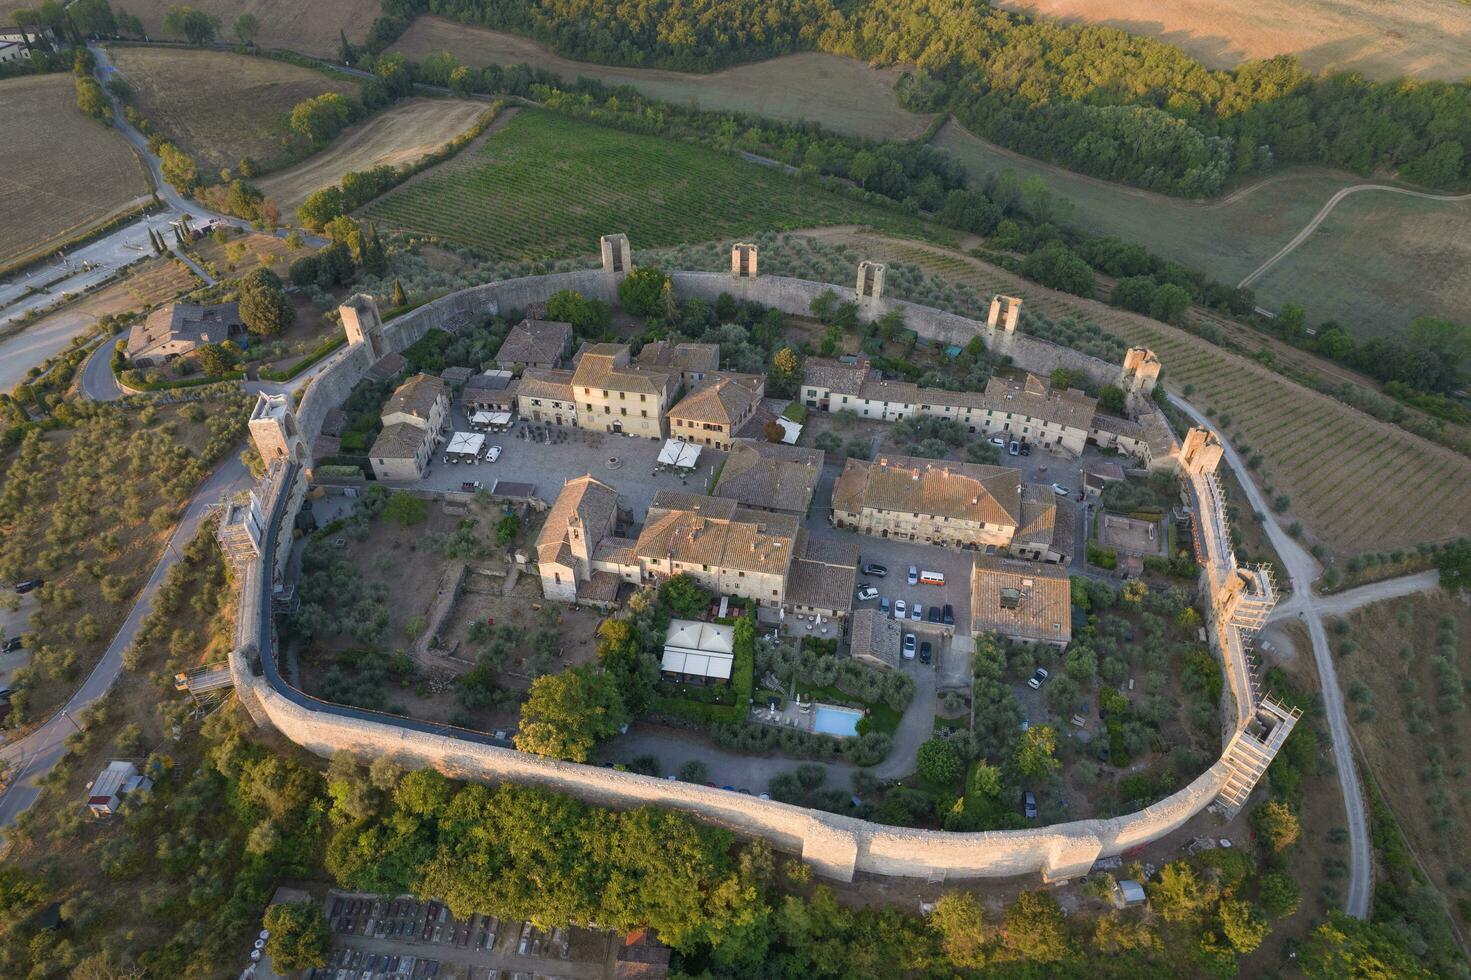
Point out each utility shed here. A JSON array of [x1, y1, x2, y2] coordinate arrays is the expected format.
[[87, 761, 151, 817]]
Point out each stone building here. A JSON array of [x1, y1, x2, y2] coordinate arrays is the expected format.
[[635, 491, 799, 606], [832, 454, 1022, 551], [570, 343, 676, 439], [534, 475, 630, 605], [514, 367, 578, 425], [635, 341, 720, 386], [712, 439, 824, 515], [125, 301, 244, 366], [494, 318, 574, 371], [666, 375, 765, 449], [849, 608, 902, 670], [970, 556, 1072, 646], [369, 373, 449, 481]]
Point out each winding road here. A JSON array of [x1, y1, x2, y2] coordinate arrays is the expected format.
[[1238, 183, 1471, 289]]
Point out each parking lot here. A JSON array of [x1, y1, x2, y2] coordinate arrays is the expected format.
[[311, 891, 613, 980], [413, 409, 728, 521]]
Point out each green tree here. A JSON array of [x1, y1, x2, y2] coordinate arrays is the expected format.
[[1147, 862, 1209, 922], [290, 93, 352, 143], [916, 738, 962, 786], [618, 266, 671, 318], [1148, 283, 1191, 324], [75, 76, 108, 119], [1012, 724, 1060, 779], [238, 268, 294, 337], [163, 4, 215, 44], [381, 492, 427, 526], [1003, 891, 1070, 962], [233, 11, 259, 44], [196, 341, 241, 376], [263, 902, 331, 970], [544, 289, 612, 336], [391, 279, 407, 307], [495, 513, 521, 545], [1434, 539, 1471, 595], [659, 574, 712, 618], [928, 892, 988, 968], [1256, 871, 1300, 918], [1217, 898, 1268, 954], [1251, 800, 1301, 853], [1097, 384, 1127, 415], [514, 666, 628, 762], [1300, 912, 1433, 980], [158, 142, 199, 192], [1277, 303, 1308, 341]]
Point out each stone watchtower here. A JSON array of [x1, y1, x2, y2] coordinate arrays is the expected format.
[[856, 260, 885, 301], [249, 392, 305, 466], [731, 242, 758, 279], [987, 294, 1022, 333], [1179, 427, 1224, 476], [1121, 347, 1162, 395], [600, 233, 631, 278], [339, 293, 388, 361]]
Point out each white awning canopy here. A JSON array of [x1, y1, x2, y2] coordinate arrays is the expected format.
[[658, 438, 702, 469], [445, 431, 485, 457], [472, 411, 512, 427], [776, 417, 802, 445], [661, 619, 735, 680]]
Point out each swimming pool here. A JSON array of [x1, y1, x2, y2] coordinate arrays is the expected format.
[[812, 704, 864, 738]]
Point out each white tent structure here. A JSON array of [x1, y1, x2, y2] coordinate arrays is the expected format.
[[445, 431, 485, 461], [661, 619, 735, 683], [658, 438, 702, 470], [471, 411, 513, 430]]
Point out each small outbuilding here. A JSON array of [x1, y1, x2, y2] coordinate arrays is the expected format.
[[661, 619, 735, 685], [1111, 879, 1148, 909], [86, 760, 152, 817]]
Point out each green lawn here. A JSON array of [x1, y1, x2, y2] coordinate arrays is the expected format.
[[361, 109, 922, 260]]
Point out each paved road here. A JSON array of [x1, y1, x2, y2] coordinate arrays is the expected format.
[[79, 333, 124, 401], [1176, 396, 1376, 918], [1274, 569, 1440, 621], [1239, 183, 1471, 289], [0, 453, 252, 835]]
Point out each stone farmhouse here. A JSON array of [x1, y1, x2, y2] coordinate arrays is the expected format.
[[969, 555, 1073, 646], [493, 318, 574, 371], [801, 350, 1176, 466], [830, 454, 1075, 563], [125, 301, 244, 367], [535, 480, 857, 614], [369, 373, 449, 481], [712, 439, 825, 515], [514, 367, 578, 425], [666, 374, 765, 450]]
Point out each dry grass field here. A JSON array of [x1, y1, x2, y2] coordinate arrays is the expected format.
[[118, 0, 379, 57], [390, 16, 934, 142], [0, 74, 151, 271], [122, 257, 199, 306], [995, 0, 1471, 81], [256, 97, 487, 213], [1337, 591, 1471, 935], [107, 46, 360, 175], [794, 229, 1471, 554], [189, 229, 299, 278]]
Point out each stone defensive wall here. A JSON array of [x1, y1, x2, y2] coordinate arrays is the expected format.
[[230, 258, 1251, 884]]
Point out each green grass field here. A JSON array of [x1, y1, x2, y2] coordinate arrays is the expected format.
[[360, 110, 924, 260], [934, 121, 1471, 339]]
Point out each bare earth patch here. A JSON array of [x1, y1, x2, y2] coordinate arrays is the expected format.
[[390, 16, 933, 142], [117, 0, 380, 59], [107, 45, 360, 175], [0, 74, 150, 270], [257, 97, 488, 214], [995, 0, 1471, 81]]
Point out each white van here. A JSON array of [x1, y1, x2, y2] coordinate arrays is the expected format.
[[919, 570, 945, 586]]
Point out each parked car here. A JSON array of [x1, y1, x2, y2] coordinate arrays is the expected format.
[[942, 604, 955, 626], [927, 605, 941, 623], [910, 603, 922, 621], [902, 633, 917, 660], [919, 641, 932, 665], [13, 579, 42, 594], [1051, 483, 1070, 496], [485, 445, 502, 462], [2, 636, 21, 653], [1027, 667, 1050, 690], [861, 563, 888, 577], [907, 565, 919, 585], [1007, 440, 1020, 456], [1020, 442, 1032, 456], [856, 586, 879, 602], [880, 597, 890, 614], [1023, 790, 1038, 819], [988, 436, 1005, 447], [894, 599, 906, 620]]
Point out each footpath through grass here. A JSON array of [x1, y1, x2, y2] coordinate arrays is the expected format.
[[360, 110, 924, 260]]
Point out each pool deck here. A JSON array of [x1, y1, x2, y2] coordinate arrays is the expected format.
[[750, 698, 862, 737]]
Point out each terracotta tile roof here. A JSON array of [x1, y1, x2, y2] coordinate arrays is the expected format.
[[536, 475, 619, 566], [714, 440, 823, 513], [1016, 485, 1076, 558], [636, 341, 719, 374], [785, 558, 855, 613], [496, 318, 573, 365], [1138, 405, 1179, 457], [832, 454, 1022, 528], [668, 377, 758, 427], [367, 352, 407, 381], [516, 367, 575, 402], [802, 357, 868, 395], [368, 421, 429, 460], [125, 301, 240, 359], [572, 344, 671, 396], [440, 366, 474, 385], [857, 376, 918, 404], [1092, 413, 1141, 438], [849, 608, 902, 670], [982, 374, 1097, 431], [636, 491, 798, 575], [970, 555, 1072, 644], [383, 373, 447, 422]]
